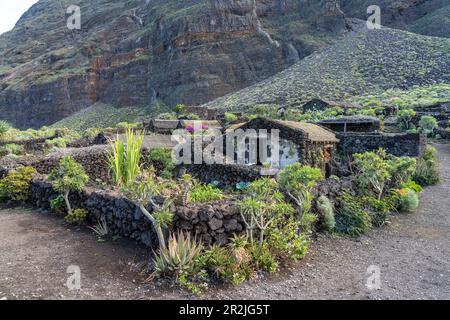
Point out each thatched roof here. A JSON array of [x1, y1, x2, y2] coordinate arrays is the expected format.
[[226, 118, 339, 143], [318, 115, 380, 124]]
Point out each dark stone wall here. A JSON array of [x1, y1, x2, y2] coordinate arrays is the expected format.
[[29, 176, 245, 247], [0, 135, 58, 154], [337, 133, 425, 157], [319, 122, 380, 133], [0, 145, 111, 182], [29, 177, 158, 247]]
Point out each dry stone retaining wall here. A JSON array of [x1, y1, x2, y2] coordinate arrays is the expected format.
[[337, 132, 424, 157]]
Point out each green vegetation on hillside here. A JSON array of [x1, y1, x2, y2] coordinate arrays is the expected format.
[[203, 28, 450, 111]]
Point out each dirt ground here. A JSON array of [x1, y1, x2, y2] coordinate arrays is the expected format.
[[0, 144, 449, 300]]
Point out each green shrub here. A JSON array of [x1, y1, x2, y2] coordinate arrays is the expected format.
[[359, 195, 397, 227], [401, 179, 423, 194], [413, 146, 440, 186], [317, 195, 335, 232], [353, 149, 390, 199], [109, 128, 144, 187], [396, 188, 419, 212], [154, 231, 203, 276], [3, 144, 24, 155], [204, 244, 252, 286], [173, 104, 186, 116], [116, 122, 139, 129], [46, 137, 69, 148], [250, 242, 278, 274], [49, 156, 89, 215], [181, 113, 200, 120], [65, 208, 88, 224], [0, 166, 36, 202], [82, 128, 102, 139], [266, 217, 310, 261], [387, 156, 417, 187], [397, 109, 416, 130], [336, 193, 372, 236], [148, 147, 175, 179], [189, 183, 223, 204], [278, 164, 323, 228], [224, 112, 238, 123], [239, 178, 291, 245]]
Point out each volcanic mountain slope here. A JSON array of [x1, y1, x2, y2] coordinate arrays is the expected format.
[[0, 0, 449, 129], [203, 24, 450, 111], [408, 4, 450, 38]]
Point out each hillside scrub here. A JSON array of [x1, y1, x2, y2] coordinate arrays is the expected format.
[[336, 149, 429, 236]]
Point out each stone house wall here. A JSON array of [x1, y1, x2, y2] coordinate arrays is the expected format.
[[0, 145, 112, 182], [436, 128, 450, 140], [29, 176, 244, 247], [337, 132, 424, 157]]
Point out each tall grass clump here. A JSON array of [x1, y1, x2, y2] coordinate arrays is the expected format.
[[109, 128, 144, 187]]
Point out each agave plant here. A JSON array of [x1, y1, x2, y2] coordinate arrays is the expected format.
[[153, 231, 203, 275]]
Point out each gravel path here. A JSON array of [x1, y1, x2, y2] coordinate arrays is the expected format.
[[0, 144, 449, 300]]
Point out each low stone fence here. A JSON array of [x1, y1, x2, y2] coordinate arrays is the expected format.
[[29, 176, 245, 247], [337, 132, 425, 157], [0, 135, 59, 154], [184, 164, 268, 187]]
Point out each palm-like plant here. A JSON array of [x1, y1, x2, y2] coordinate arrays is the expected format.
[[0, 121, 11, 140], [124, 169, 174, 250]]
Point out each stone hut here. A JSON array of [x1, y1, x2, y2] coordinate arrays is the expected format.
[[148, 119, 180, 134], [226, 118, 339, 176], [318, 115, 381, 133]]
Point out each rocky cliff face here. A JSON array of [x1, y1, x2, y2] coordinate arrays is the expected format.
[[0, 0, 353, 128], [0, 0, 447, 128]]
